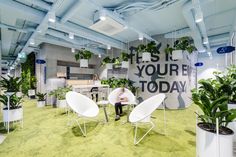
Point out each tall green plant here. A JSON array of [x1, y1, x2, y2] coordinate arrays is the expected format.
[[0, 94, 23, 109], [192, 80, 236, 133], [0, 76, 22, 92]]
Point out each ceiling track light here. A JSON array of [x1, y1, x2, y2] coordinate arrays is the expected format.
[[107, 45, 111, 50], [203, 37, 208, 44], [71, 48, 75, 53], [99, 9, 106, 21], [69, 32, 74, 39], [199, 49, 206, 53], [138, 33, 143, 40], [30, 39, 35, 45], [48, 11, 56, 23], [195, 12, 203, 23]]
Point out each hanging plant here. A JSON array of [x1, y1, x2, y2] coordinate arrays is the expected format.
[[120, 52, 130, 61], [74, 48, 93, 60], [137, 41, 159, 54], [101, 56, 114, 66], [164, 37, 197, 54]]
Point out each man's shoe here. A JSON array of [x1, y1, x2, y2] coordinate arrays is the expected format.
[[119, 112, 125, 117], [115, 115, 120, 121]]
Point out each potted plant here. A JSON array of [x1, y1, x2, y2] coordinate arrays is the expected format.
[[75, 48, 92, 68], [49, 86, 72, 108], [120, 52, 130, 68], [36, 93, 47, 108], [165, 37, 196, 60], [101, 56, 114, 69], [0, 76, 22, 93], [137, 41, 158, 62], [28, 76, 37, 99], [0, 94, 23, 123], [192, 79, 236, 157]]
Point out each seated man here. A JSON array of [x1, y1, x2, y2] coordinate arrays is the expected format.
[[114, 88, 129, 121]]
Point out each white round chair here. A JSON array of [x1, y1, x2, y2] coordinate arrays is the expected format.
[[129, 93, 166, 145], [108, 88, 136, 106], [66, 91, 99, 136]]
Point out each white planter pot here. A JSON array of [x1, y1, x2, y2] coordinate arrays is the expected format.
[[3, 107, 23, 122], [172, 50, 183, 60], [37, 101, 45, 108], [57, 99, 67, 108], [16, 92, 23, 97], [80, 59, 88, 68], [121, 61, 129, 68], [106, 63, 113, 69], [196, 123, 233, 157], [28, 89, 35, 96], [142, 52, 151, 62], [227, 103, 236, 141]]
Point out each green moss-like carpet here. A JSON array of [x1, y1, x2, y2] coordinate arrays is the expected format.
[[0, 99, 197, 157]]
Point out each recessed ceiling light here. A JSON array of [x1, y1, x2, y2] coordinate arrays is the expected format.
[[195, 12, 203, 23], [69, 32, 74, 39], [138, 33, 143, 40], [107, 45, 111, 50], [48, 11, 56, 23], [99, 10, 106, 21], [30, 39, 35, 45], [98, 54, 101, 58], [203, 38, 208, 44], [71, 48, 75, 53]]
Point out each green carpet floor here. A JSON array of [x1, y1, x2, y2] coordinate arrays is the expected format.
[[0, 99, 197, 157]]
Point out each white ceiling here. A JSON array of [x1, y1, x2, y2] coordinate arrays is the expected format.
[[0, 0, 235, 66]]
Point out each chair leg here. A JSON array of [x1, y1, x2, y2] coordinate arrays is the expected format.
[[75, 119, 87, 137], [133, 121, 155, 145]]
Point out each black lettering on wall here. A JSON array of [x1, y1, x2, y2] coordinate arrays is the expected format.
[[179, 81, 186, 92], [140, 80, 147, 92], [170, 81, 180, 93], [151, 53, 159, 62], [157, 64, 168, 76], [182, 64, 188, 76], [159, 81, 170, 93], [147, 81, 158, 93], [145, 64, 156, 76], [170, 64, 179, 76]]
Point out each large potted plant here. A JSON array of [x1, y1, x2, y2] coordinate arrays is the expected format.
[[0, 76, 22, 93], [36, 93, 46, 108], [192, 79, 236, 157], [75, 48, 92, 68], [137, 41, 158, 62], [165, 37, 196, 60], [120, 52, 130, 68], [0, 94, 23, 123], [101, 56, 114, 69]]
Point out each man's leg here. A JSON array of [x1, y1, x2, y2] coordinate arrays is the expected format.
[[114, 102, 121, 121]]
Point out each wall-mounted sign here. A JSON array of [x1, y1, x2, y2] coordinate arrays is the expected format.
[[217, 46, 235, 54], [36, 59, 46, 64], [128, 46, 195, 109], [194, 62, 203, 67]]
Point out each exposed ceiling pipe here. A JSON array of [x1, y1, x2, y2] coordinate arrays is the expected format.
[[36, 35, 105, 54], [164, 27, 192, 38], [88, 0, 159, 43], [0, 0, 127, 50], [46, 29, 105, 54], [21, 0, 52, 10], [0, 23, 35, 33], [182, 1, 205, 52], [60, 0, 81, 23], [49, 22, 127, 50], [0, 0, 45, 24]]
